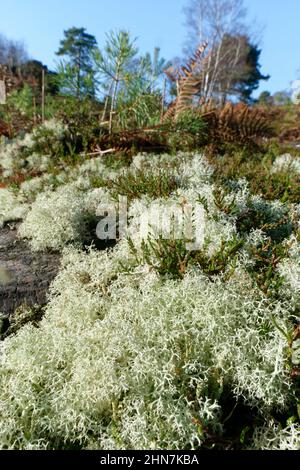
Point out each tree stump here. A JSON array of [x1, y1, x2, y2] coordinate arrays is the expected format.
[[0, 223, 60, 316]]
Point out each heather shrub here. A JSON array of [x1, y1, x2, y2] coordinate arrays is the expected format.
[[107, 168, 179, 201], [167, 109, 208, 151], [54, 96, 104, 152], [125, 189, 240, 278], [209, 148, 300, 204]]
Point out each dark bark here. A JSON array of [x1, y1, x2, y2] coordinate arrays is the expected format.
[[0, 223, 60, 317]]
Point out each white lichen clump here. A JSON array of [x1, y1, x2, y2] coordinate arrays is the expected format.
[[18, 184, 111, 251], [0, 244, 295, 449], [0, 119, 67, 177], [277, 235, 300, 308], [251, 422, 300, 450], [271, 153, 300, 175], [0, 188, 29, 227], [0, 141, 299, 450]]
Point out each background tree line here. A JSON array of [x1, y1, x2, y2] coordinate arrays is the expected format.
[[0, 0, 272, 133]]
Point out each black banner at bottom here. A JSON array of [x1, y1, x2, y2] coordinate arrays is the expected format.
[[0, 450, 298, 466]]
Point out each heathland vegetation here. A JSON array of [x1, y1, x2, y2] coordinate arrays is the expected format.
[[0, 0, 299, 450]]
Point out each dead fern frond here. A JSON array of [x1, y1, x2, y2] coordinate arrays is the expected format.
[[176, 76, 203, 116], [213, 103, 273, 145], [163, 43, 208, 122], [162, 102, 177, 122]]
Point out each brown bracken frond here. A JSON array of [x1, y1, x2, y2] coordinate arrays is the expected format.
[[163, 43, 208, 121], [209, 103, 273, 146]]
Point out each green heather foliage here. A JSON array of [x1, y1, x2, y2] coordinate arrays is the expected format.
[[167, 109, 208, 151], [107, 168, 179, 201], [209, 148, 300, 204]]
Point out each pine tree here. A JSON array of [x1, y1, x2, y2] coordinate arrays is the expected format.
[[94, 30, 138, 131], [56, 27, 97, 98]]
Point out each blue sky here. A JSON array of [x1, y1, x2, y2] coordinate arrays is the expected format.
[[0, 0, 299, 96]]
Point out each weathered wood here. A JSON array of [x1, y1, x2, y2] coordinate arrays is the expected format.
[[0, 223, 60, 316]]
